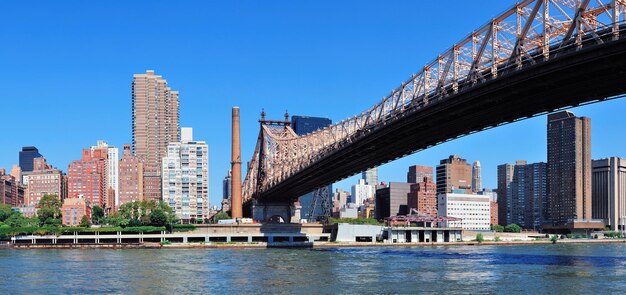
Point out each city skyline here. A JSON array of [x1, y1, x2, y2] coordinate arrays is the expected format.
[[3, 1, 626, 208]]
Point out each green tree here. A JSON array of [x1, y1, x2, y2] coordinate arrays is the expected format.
[[550, 234, 559, 244], [0, 204, 13, 222], [37, 194, 62, 225], [491, 224, 504, 232], [212, 212, 231, 223], [91, 206, 104, 225], [149, 209, 167, 226], [504, 224, 522, 233], [80, 215, 91, 227]]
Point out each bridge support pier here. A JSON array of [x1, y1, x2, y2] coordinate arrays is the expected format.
[[252, 200, 301, 223]]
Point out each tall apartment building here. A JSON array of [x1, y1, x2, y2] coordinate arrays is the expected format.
[[19, 146, 42, 173], [62, 196, 91, 226], [592, 157, 626, 230], [545, 111, 602, 231], [118, 144, 144, 207], [472, 161, 482, 192], [10, 165, 22, 185], [0, 170, 23, 206], [438, 193, 491, 231], [67, 149, 106, 208], [91, 141, 119, 211], [24, 157, 66, 206], [162, 128, 209, 222], [375, 182, 412, 219], [407, 165, 434, 183], [436, 155, 472, 195], [362, 167, 378, 198], [497, 161, 547, 229], [497, 163, 515, 225], [407, 177, 437, 216], [291, 115, 333, 220], [132, 70, 180, 202], [351, 179, 374, 206]]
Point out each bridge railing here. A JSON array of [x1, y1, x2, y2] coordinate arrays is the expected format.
[[243, 0, 626, 201]]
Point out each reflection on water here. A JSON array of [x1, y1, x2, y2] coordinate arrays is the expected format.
[[1, 243, 626, 294]]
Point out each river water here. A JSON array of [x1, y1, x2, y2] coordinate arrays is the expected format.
[[1, 243, 626, 294]]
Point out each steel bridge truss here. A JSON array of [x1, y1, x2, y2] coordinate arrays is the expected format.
[[243, 0, 626, 203]]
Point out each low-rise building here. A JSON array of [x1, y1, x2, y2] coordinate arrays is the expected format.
[[62, 196, 91, 226], [438, 193, 491, 230]]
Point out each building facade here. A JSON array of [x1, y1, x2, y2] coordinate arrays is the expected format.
[[0, 170, 23, 207], [118, 144, 144, 207], [545, 111, 600, 231], [19, 146, 42, 173], [62, 196, 91, 226], [91, 141, 119, 211], [592, 157, 626, 230], [290, 115, 333, 220], [23, 157, 65, 207], [497, 163, 515, 225], [497, 161, 547, 229], [438, 193, 491, 231], [407, 165, 434, 183], [67, 149, 106, 208], [351, 179, 374, 206], [162, 128, 209, 222], [472, 161, 482, 193], [132, 70, 180, 202], [436, 155, 472, 195], [375, 182, 412, 219], [407, 177, 437, 216], [332, 188, 351, 217]]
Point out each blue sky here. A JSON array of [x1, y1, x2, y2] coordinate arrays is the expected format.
[[1, 1, 626, 207]]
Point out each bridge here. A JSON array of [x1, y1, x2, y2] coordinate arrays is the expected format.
[[234, 0, 626, 222]]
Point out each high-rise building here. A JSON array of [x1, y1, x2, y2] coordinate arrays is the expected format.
[[162, 128, 209, 222], [24, 157, 66, 206], [362, 167, 378, 186], [351, 179, 374, 206], [407, 165, 433, 183], [375, 182, 412, 219], [19, 146, 42, 173], [497, 163, 515, 225], [67, 149, 106, 208], [438, 193, 491, 230], [222, 170, 232, 211], [132, 70, 180, 202], [497, 161, 547, 228], [0, 170, 23, 207], [362, 167, 378, 198], [407, 177, 437, 216], [472, 161, 482, 192], [545, 111, 602, 231], [436, 155, 472, 195], [91, 141, 119, 211], [118, 144, 144, 207], [291, 115, 333, 220], [592, 157, 626, 230], [332, 188, 351, 217]]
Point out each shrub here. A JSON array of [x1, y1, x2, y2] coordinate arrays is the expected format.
[[491, 224, 504, 232], [475, 233, 484, 243], [550, 235, 559, 244], [504, 224, 522, 233], [494, 236, 501, 242]]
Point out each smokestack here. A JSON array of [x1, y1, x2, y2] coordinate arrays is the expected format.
[[231, 106, 243, 218]]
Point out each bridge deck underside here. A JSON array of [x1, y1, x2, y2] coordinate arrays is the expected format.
[[252, 38, 626, 204]]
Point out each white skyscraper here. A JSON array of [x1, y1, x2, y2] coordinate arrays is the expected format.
[[162, 128, 209, 222], [91, 140, 119, 209], [351, 179, 374, 206]]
